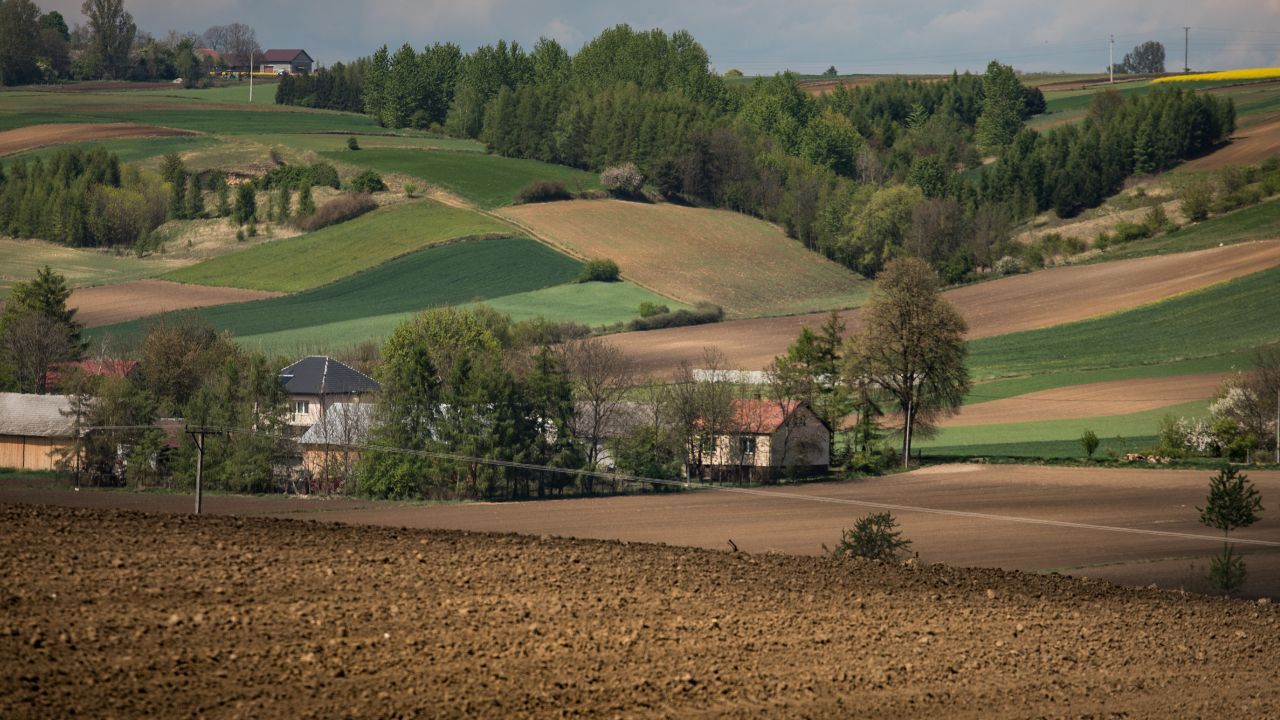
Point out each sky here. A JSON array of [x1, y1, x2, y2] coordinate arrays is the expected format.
[[43, 0, 1280, 75]]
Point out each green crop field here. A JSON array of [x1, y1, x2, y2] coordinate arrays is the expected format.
[[463, 282, 683, 325], [165, 200, 516, 292], [1098, 202, 1280, 261], [321, 148, 600, 209], [93, 237, 583, 349], [917, 400, 1207, 453], [0, 237, 179, 295], [116, 82, 281, 105], [968, 265, 1280, 381], [256, 133, 485, 154], [921, 436, 1161, 459]]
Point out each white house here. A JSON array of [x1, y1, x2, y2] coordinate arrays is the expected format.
[[703, 399, 831, 481], [279, 356, 380, 430]]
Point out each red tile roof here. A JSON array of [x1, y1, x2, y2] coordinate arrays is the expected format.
[[730, 399, 802, 434], [44, 359, 139, 389]]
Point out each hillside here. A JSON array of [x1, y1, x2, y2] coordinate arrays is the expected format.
[[500, 199, 870, 318]]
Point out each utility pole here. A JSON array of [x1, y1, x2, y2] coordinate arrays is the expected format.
[[249, 50, 254, 103], [187, 428, 207, 514], [1184, 27, 1191, 73], [1109, 34, 1114, 83], [1275, 387, 1278, 464]]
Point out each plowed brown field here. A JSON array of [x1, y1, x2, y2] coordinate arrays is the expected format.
[[0, 123, 197, 156], [1180, 116, 1280, 171], [947, 372, 1230, 426], [69, 279, 282, 327], [2, 503, 1278, 718], [606, 239, 1280, 375]]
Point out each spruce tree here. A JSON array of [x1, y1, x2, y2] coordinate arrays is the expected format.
[[297, 184, 316, 217], [277, 185, 291, 221], [186, 173, 204, 219]]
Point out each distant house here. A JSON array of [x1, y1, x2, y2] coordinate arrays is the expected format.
[[703, 399, 830, 481], [43, 359, 139, 393], [257, 49, 313, 75], [296, 402, 374, 492], [279, 356, 380, 429], [0, 393, 75, 471]]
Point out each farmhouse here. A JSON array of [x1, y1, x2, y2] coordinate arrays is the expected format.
[[279, 356, 380, 429], [257, 49, 314, 75], [0, 393, 75, 472], [703, 399, 830, 481], [43, 359, 139, 393]]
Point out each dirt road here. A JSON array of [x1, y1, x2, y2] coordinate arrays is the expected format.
[[605, 240, 1280, 375], [69, 279, 282, 327], [2, 503, 1278, 718], [0, 123, 196, 156]]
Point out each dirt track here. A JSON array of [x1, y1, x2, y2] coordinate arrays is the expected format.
[[2, 503, 1278, 718], [69, 279, 282, 327], [1180, 116, 1280, 171], [0, 123, 197, 156], [606, 239, 1280, 375], [946, 372, 1229, 426]]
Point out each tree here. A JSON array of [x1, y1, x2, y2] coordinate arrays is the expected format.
[[202, 23, 259, 62], [185, 173, 204, 218], [852, 258, 970, 466], [0, 309, 73, 393], [0, 0, 42, 85], [1122, 41, 1165, 74], [823, 65, 838, 77], [1180, 177, 1214, 222], [767, 311, 849, 461], [80, 0, 135, 79], [232, 183, 256, 225], [664, 349, 734, 480], [561, 337, 636, 474], [173, 39, 200, 88], [825, 512, 912, 562], [137, 314, 235, 415], [1198, 466, 1263, 595], [975, 60, 1025, 153], [1080, 429, 1100, 458]]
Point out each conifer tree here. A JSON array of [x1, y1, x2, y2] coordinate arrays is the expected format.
[[186, 173, 204, 218]]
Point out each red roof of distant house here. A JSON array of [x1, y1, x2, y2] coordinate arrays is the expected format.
[[731, 399, 802, 434], [44, 359, 139, 389], [260, 49, 310, 63]]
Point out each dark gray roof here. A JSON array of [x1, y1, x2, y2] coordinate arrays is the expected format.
[[0, 393, 75, 437], [279, 356, 380, 396]]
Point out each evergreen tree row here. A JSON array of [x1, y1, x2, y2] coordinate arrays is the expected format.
[[274, 60, 366, 113]]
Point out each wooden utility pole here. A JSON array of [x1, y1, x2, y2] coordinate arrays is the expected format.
[[1109, 35, 1114, 84], [1184, 27, 1191, 73], [187, 428, 208, 514]]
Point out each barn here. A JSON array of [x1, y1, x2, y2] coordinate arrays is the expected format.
[[0, 393, 75, 472], [257, 49, 314, 75]]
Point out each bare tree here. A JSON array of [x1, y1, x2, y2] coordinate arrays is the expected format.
[[201, 23, 259, 64], [664, 348, 735, 480], [560, 337, 636, 472], [906, 197, 964, 267], [1, 310, 73, 394]]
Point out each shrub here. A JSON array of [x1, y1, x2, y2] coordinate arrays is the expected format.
[[824, 512, 912, 563], [269, 147, 285, 166], [295, 193, 377, 232], [349, 169, 387, 194], [1218, 165, 1248, 195], [256, 163, 340, 191], [1081, 429, 1100, 458], [628, 303, 724, 331], [1181, 179, 1214, 222], [578, 258, 620, 283], [600, 162, 645, 196], [403, 183, 419, 198], [638, 301, 670, 318], [992, 255, 1027, 276], [1216, 186, 1264, 213], [347, 136, 360, 151], [1112, 220, 1152, 243], [1143, 204, 1173, 233], [515, 179, 572, 204]]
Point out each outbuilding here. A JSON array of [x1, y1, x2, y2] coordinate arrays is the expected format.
[[257, 49, 314, 74], [0, 393, 75, 471]]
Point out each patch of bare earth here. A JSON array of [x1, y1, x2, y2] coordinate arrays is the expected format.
[[945, 372, 1229, 426], [1017, 197, 1185, 247], [0, 123, 197, 156], [69, 280, 282, 326], [1, 503, 1277, 718], [1180, 116, 1280, 172], [605, 239, 1280, 376]]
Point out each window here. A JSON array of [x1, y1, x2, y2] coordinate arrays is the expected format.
[[293, 400, 310, 415], [738, 436, 756, 455]]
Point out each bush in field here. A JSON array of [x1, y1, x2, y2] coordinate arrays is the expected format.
[[1112, 220, 1152, 243], [295, 193, 377, 232], [347, 136, 360, 150], [638, 301, 670, 318], [1181, 179, 1214, 222], [349, 169, 387, 194], [256, 163, 340, 191], [1143, 203, 1173, 234], [992, 255, 1027, 276], [515, 179, 572, 204], [825, 512, 912, 562], [578, 258, 620, 283], [627, 303, 724, 331], [600, 163, 645, 196]]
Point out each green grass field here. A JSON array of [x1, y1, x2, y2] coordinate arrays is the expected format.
[[164, 201, 516, 292], [115, 82, 281, 105], [321, 148, 600, 209], [917, 400, 1207, 453], [1099, 201, 1280, 261], [921, 435, 1160, 459], [256, 133, 485, 154], [0, 237, 178, 295], [93, 237, 584, 348], [968, 265, 1280, 381]]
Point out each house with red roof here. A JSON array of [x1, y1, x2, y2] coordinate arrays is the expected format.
[[43, 359, 139, 393], [702, 399, 830, 481]]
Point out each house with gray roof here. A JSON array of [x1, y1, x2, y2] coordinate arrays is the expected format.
[[0, 393, 75, 471], [279, 356, 381, 429], [258, 49, 313, 74]]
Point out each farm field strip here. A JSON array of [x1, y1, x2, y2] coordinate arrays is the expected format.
[[69, 280, 284, 328], [4, 503, 1279, 717], [0, 236, 182, 289], [920, 400, 1209, 451], [91, 237, 584, 347], [500, 199, 870, 318], [164, 200, 516, 292], [256, 133, 485, 154], [0, 122, 199, 156], [7, 134, 221, 163], [320, 148, 600, 209], [603, 239, 1280, 376]]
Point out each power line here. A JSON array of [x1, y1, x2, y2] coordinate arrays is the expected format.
[[79, 424, 1280, 550]]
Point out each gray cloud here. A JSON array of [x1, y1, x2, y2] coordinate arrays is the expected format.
[[40, 0, 1280, 74]]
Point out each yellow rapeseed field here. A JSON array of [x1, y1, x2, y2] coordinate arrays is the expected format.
[[1154, 68, 1280, 83]]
